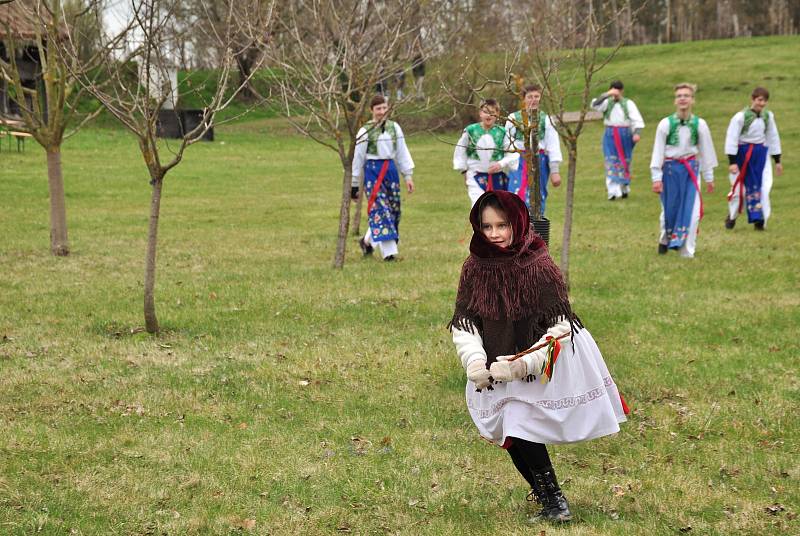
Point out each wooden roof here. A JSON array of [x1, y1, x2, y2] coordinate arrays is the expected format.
[[0, 1, 63, 41]]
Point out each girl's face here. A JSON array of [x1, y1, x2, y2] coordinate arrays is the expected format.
[[480, 205, 513, 248]]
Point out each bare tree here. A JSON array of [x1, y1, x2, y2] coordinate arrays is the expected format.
[[0, 0, 105, 256], [62, 0, 271, 332], [268, 0, 453, 269]]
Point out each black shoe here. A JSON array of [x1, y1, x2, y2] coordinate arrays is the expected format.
[[358, 238, 373, 256], [608, 196, 617, 201], [754, 220, 765, 231], [724, 217, 736, 230], [621, 192, 629, 199], [384, 255, 396, 262], [658, 243, 668, 255], [532, 468, 572, 523]]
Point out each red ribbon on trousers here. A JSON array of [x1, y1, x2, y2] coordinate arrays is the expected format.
[[666, 155, 704, 224], [727, 143, 754, 214], [612, 127, 631, 180], [367, 160, 391, 214]]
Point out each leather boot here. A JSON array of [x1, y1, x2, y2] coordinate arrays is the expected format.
[[532, 468, 572, 523]]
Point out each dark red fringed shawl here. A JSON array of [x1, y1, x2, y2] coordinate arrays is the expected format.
[[449, 191, 580, 363]]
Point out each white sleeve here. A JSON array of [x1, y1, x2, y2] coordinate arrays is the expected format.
[[591, 94, 609, 112], [724, 113, 744, 156], [628, 100, 645, 130], [453, 130, 469, 171], [352, 127, 368, 183], [544, 119, 562, 165], [394, 124, 415, 178], [650, 119, 668, 182], [697, 119, 718, 182], [452, 327, 487, 369], [766, 112, 782, 156], [499, 129, 520, 172]]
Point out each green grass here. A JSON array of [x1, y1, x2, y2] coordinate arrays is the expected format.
[[1, 35, 799, 535]]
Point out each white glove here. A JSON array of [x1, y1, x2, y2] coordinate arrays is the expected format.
[[466, 359, 492, 390], [489, 358, 528, 382]]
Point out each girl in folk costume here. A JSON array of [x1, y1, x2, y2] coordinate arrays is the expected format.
[[449, 191, 628, 523], [351, 95, 415, 261], [723, 86, 783, 231], [453, 99, 520, 207], [650, 83, 718, 259], [504, 84, 563, 214], [591, 80, 645, 200]]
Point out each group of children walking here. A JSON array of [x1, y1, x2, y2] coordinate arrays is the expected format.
[[349, 84, 784, 525], [450, 81, 782, 258]]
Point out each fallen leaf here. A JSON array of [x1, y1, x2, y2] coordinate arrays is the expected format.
[[679, 525, 692, 532], [238, 422, 248, 430], [764, 503, 785, 515]]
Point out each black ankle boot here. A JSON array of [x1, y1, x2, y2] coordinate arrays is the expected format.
[[532, 468, 572, 523]]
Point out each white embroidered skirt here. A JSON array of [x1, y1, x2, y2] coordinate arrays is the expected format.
[[466, 328, 627, 445]]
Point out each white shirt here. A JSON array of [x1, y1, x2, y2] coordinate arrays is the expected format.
[[591, 95, 645, 130], [650, 116, 718, 182], [724, 110, 781, 156], [504, 114, 563, 172], [351, 122, 414, 186], [453, 127, 519, 174]]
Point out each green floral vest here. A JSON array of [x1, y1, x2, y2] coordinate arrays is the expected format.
[[740, 107, 770, 135], [465, 123, 506, 161], [509, 110, 547, 142], [603, 97, 630, 121], [666, 114, 699, 146], [364, 120, 398, 154]]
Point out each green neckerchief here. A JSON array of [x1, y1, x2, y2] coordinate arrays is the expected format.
[[666, 113, 699, 146], [509, 110, 547, 142], [465, 123, 506, 161], [741, 107, 770, 136], [365, 120, 397, 154], [603, 97, 630, 122]]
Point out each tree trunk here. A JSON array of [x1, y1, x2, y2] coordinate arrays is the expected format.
[[235, 49, 260, 103], [560, 143, 578, 290], [333, 168, 352, 269], [144, 176, 164, 333], [46, 147, 69, 256], [350, 175, 364, 236]]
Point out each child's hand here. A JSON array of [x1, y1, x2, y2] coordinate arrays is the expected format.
[[466, 360, 491, 390], [490, 358, 527, 382], [550, 173, 562, 187], [487, 162, 502, 174]]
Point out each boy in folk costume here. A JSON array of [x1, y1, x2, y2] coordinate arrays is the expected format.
[[504, 84, 563, 214], [591, 80, 645, 200], [450, 191, 627, 523], [453, 99, 520, 207], [351, 95, 415, 261], [724, 87, 783, 231], [650, 83, 718, 258]]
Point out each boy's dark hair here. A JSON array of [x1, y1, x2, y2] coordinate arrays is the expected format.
[[751, 86, 770, 100], [609, 80, 624, 90], [480, 98, 499, 111], [523, 84, 542, 96], [370, 95, 387, 109]]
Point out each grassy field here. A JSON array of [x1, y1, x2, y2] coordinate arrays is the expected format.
[[1, 36, 799, 535]]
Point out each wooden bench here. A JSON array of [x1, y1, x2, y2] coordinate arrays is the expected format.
[[9, 131, 32, 152]]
